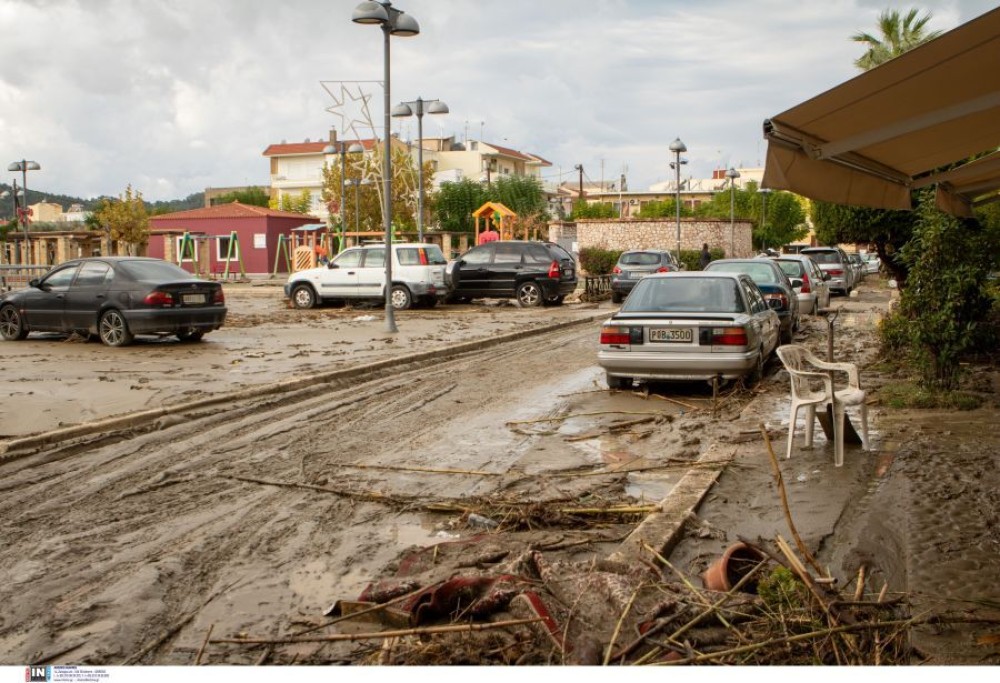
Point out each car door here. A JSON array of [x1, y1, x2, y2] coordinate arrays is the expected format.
[[741, 277, 778, 353], [63, 260, 113, 331], [21, 263, 81, 331], [319, 248, 363, 300], [488, 242, 525, 296], [451, 245, 493, 296], [809, 259, 831, 310], [356, 247, 386, 299]]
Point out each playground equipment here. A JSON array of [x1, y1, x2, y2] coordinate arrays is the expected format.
[[473, 202, 516, 243]]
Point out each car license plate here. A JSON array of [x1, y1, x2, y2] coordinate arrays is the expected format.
[[649, 327, 693, 343], [182, 293, 206, 305]]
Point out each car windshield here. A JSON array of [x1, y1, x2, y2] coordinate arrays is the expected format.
[[803, 251, 839, 264], [621, 277, 744, 313], [707, 262, 779, 284], [118, 260, 195, 282], [776, 260, 804, 277], [620, 252, 662, 266]]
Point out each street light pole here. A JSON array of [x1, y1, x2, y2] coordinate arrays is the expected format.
[[668, 138, 687, 265], [324, 140, 366, 253], [353, 0, 419, 334], [725, 167, 741, 257], [759, 188, 772, 252], [8, 159, 40, 264], [392, 97, 448, 242]]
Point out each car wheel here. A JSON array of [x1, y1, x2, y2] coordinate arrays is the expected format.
[[99, 309, 134, 347], [514, 281, 543, 308], [177, 329, 205, 342], [390, 285, 412, 310], [543, 294, 565, 307], [607, 374, 632, 390], [611, 291, 623, 304], [780, 322, 794, 346], [0, 304, 28, 341], [423, 296, 438, 309], [292, 284, 317, 310]]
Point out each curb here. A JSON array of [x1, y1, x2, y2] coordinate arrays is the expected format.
[[0, 311, 608, 461]]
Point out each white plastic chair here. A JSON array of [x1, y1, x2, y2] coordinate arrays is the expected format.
[[776, 345, 869, 467]]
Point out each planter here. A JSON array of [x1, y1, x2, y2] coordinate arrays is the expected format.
[[701, 542, 767, 593]]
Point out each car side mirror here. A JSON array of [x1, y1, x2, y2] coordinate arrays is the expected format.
[[790, 278, 803, 289], [327, 262, 337, 269], [29, 278, 40, 288], [768, 299, 783, 310], [823, 273, 832, 281]]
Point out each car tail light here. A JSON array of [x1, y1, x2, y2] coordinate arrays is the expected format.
[[548, 260, 560, 278], [829, 268, 844, 276], [418, 248, 429, 266], [143, 291, 174, 307], [709, 326, 748, 346], [763, 292, 789, 309], [612, 265, 622, 275], [600, 325, 642, 345], [800, 272, 811, 293], [213, 288, 225, 304], [656, 266, 670, 273]]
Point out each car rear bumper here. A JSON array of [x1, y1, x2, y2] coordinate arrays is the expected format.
[[124, 308, 227, 334], [598, 349, 759, 381]]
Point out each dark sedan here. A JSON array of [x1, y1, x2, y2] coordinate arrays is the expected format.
[[704, 258, 801, 344], [0, 257, 227, 347]]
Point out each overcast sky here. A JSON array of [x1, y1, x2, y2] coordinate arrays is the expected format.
[[0, 0, 995, 202]]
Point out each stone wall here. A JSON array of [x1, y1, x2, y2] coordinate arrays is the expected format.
[[549, 218, 754, 259]]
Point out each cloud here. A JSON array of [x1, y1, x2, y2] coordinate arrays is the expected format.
[[0, 0, 993, 201]]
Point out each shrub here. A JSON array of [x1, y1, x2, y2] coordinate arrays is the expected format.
[[578, 247, 621, 275]]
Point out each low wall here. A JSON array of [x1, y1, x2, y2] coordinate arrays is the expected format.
[[549, 218, 754, 259]]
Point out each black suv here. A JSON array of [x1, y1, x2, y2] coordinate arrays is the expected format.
[[445, 241, 578, 307]]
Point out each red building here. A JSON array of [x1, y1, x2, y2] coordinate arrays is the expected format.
[[148, 202, 322, 276]]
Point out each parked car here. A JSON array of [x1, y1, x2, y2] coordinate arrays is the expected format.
[[704, 258, 800, 344], [847, 253, 866, 284], [445, 240, 577, 307], [285, 242, 447, 310], [800, 246, 855, 295], [861, 251, 880, 274], [0, 257, 227, 347], [772, 254, 831, 315], [610, 249, 681, 304], [598, 272, 780, 388]]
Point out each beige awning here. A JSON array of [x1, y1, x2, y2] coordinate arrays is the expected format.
[[762, 7, 1000, 217]]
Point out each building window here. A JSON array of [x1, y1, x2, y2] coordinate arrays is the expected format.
[[217, 235, 240, 261]]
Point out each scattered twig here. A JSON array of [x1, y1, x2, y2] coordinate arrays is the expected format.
[[330, 463, 500, 477], [195, 624, 214, 665], [603, 586, 642, 665], [210, 618, 544, 645], [506, 411, 666, 426]]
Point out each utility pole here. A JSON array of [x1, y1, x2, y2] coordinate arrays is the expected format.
[[574, 164, 584, 216]]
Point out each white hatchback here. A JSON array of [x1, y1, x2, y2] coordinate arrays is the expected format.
[[284, 243, 448, 310]]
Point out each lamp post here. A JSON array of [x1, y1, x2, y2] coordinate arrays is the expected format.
[[0, 189, 8, 265], [668, 138, 687, 264], [347, 177, 372, 233], [725, 167, 740, 257], [8, 160, 40, 264], [759, 188, 772, 253], [392, 97, 448, 242], [353, 0, 420, 334], [324, 140, 365, 253]]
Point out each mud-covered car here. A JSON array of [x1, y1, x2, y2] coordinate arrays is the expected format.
[[285, 242, 447, 310], [0, 257, 226, 347], [598, 271, 780, 388]]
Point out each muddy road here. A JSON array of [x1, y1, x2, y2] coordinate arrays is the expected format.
[[0, 313, 725, 665]]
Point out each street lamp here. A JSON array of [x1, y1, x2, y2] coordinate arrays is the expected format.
[[323, 140, 365, 252], [668, 138, 687, 264], [353, 0, 419, 334], [759, 188, 773, 252], [725, 167, 740, 257], [392, 97, 448, 242], [8, 159, 40, 264]]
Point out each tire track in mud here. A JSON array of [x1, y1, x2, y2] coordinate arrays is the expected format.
[[0, 324, 603, 664]]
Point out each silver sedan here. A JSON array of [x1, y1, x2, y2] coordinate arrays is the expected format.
[[598, 272, 781, 388]]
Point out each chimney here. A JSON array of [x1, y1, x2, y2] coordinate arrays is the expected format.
[[329, 128, 338, 145]]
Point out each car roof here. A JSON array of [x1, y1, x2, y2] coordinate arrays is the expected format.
[[643, 271, 747, 280]]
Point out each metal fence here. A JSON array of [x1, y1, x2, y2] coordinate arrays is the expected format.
[[0, 265, 49, 292], [581, 274, 612, 302]]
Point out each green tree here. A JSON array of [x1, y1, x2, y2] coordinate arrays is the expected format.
[[695, 182, 807, 250], [811, 200, 916, 282], [637, 199, 692, 220], [487, 175, 546, 217], [92, 185, 149, 255], [214, 186, 270, 207], [570, 202, 618, 220], [851, 8, 942, 71], [321, 144, 420, 234], [433, 178, 488, 233]]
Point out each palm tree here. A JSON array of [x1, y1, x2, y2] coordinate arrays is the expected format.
[[851, 8, 942, 71]]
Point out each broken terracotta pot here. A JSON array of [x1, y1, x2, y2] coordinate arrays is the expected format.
[[701, 542, 767, 593]]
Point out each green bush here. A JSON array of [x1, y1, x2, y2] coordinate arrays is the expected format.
[[578, 247, 621, 275], [679, 247, 725, 271], [570, 202, 617, 220]]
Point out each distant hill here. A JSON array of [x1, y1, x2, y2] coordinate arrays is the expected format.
[[0, 183, 205, 215]]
